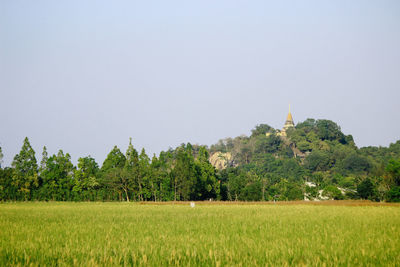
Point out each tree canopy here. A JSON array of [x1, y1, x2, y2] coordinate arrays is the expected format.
[[0, 119, 399, 202]]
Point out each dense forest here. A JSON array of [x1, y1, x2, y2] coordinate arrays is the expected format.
[[1, 118, 399, 202]]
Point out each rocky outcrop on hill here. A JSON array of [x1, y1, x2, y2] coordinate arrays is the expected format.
[[209, 152, 235, 170]]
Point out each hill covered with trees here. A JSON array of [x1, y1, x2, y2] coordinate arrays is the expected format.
[[209, 119, 400, 202], [0, 118, 399, 202]]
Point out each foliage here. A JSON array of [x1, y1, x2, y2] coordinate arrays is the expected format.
[[101, 146, 126, 172], [304, 150, 331, 172], [357, 178, 374, 200], [251, 124, 274, 137], [322, 185, 344, 200], [338, 152, 371, 175], [73, 156, 100, 200], [11, 137, 39, 200], [386, 186, 400, 202], [172, 145, 197, 201], [385, 159, 400, 186], [100, 145, 126, 201], [193, 147, 219, 200], [39, 150, 74, 201], [0, 118, 399, 202], [0, 168, 15, 201]]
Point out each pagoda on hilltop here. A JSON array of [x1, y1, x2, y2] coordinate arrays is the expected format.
[[282, 104, 295, 132], [267, 105, 295, 137]]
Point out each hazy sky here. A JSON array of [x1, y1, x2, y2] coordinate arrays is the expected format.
[[1, 0, 399, 166]]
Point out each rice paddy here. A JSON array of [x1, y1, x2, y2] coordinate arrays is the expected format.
[[0, 202, 399, 266]]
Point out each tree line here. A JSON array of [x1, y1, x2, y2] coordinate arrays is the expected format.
[[1, 118, 400, 202], [0, 138, 219, 202]]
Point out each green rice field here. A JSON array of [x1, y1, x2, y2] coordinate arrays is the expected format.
[[0, 202, 399, 266]]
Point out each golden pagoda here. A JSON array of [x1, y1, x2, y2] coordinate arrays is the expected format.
[[283, 104, 295, 131], [275, 105, 294, 137], [266, 105, 295, 137]]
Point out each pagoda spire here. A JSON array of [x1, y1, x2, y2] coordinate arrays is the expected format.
[[273, 105, 296, 137], [283, 104, 294, 131]]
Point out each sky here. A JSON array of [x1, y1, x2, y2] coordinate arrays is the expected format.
[[1, 0, 400, 167]]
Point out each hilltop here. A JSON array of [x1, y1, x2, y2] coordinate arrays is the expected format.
[[206, 115, 400, 201]]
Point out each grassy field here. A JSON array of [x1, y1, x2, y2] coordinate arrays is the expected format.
[[0, 202, 399, 266]]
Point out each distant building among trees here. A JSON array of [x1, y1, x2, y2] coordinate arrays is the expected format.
[[267, 105, 295, 137]]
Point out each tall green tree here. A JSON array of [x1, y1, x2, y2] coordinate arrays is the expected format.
[[101, 146, 126, 172], [39, 146, 48, 176], [118, 138, 139, 202], [39, 150, 74, 201], [385, 159, 400, 202], [138, 148, 151, 201], [149, 154, 160, 201], [194, 146, 219, 200], [101, 146, 126, 201], [125, 139, 140, 201], [155, 151, 174, 201], [172, 145, 196, 201], [0, 167, 15, 200], [385, 159, 400, 186], [227, 169, 247, 201], [357, 178, 375, 200], [73, 156, 100, 200], [12, 137, 38, 200], [240, 171, 262, 201]]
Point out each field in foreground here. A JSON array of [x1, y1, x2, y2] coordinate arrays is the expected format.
[[0, 202, 399, 266]]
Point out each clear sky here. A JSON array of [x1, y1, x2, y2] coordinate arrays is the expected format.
[[1, 0, 399, 167]]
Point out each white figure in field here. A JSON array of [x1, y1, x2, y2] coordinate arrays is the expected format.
[[190, 202, 195, 208]]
